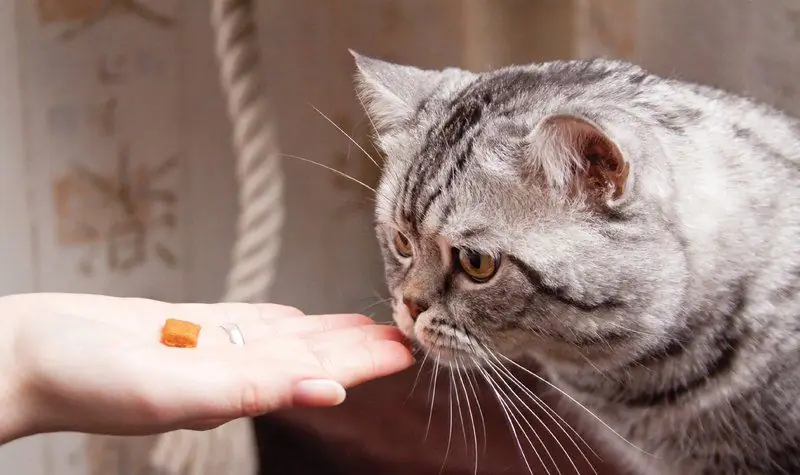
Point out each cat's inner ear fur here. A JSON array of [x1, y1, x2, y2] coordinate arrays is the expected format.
[[350, 50, 434, 134], [529, 114, 631, 206]]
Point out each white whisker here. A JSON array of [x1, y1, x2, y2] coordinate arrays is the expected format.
[[464, 365, 488, 456], [484, 355, 581, 475], [355, 93, 386, 157], [489, 354, 601, 471], [576, 349, 614, 382], [453, 360, 469, 452], [407, 350, 432, 403], [455, 359, 480, 475], [497, 353, 657, 458], [488, 361, 559, 474], [476, 363, 540, 475], [439, 371, 455, 475], [280, 153, 376, 193], [425, 355, 441, 441], [605, 320, 680, 341], [310, 104, 381, 168], [359, 297, 393, 315]]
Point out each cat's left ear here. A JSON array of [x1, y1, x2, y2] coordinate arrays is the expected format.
[[350, 50, 437, 134], [531, 114, 632, 207]]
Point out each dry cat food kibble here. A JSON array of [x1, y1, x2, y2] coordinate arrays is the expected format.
[[161, 318, 201, 348]]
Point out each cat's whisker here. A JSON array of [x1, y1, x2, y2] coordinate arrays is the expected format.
[[358, 297, 393, 315], [452, 360, 469, 455], [425, 355, 441, 442], [482, 357, 561, 475], [464, 362, 488, 456], [455, 357, 480, 475], [456, 326, 491, 458], [475, 362, 540, 475], [280, 153, 376, 193], [576, 349, 614, 383], [354, 93, 386, 158], [462, 335, 599, 472], [605, 320, 687, 343], [309, 104, 381, 169], [407, 349, 432, 403], [506, 372, 599, 475], [336, 196, 378, 207], [355, 290, 390, 305], [369, 288, 389, 301], [483, 355, 583, 475], [490, 355, 601, 464], [439, 370, 455, 475], [496, 352, 657, 458]]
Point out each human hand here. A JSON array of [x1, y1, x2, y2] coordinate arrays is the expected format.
[[0, 293, 413, 443]]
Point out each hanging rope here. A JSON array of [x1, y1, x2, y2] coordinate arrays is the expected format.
[[86, 0, 283, 473], [212, 0, 285, 305], [149, 0, 284, 472]]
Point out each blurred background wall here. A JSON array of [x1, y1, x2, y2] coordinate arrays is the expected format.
[[1, 0, 799, 474]]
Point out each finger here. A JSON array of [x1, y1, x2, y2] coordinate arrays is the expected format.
[[138, 339, 411, 421], [262, 313, 375, 338], [200, 313, 377, 347], [252, 303, 304, 320], [182, 418, 231, 431], [301, 324, 406, 352], [177, 302, 304, 326], [291, 379, 347, 408], [311, 340, 415, 388]]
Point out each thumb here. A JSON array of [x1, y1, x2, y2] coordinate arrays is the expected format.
[[177, 376, 345, 435], [290, 379, 347, 407], [144, 350, 348, 421], [227, 369, 348, 418]]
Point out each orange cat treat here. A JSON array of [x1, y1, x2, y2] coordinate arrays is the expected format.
[[161, 318, 201, 348]]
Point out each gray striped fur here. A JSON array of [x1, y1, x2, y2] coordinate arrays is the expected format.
[[353, 51, 800, 474]]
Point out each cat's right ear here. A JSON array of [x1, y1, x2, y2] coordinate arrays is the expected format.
[[350, 50, 434, 134], [527, 114, 633, 208]]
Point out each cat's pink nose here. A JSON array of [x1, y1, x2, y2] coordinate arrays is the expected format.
[[403, 297, 429, 321]]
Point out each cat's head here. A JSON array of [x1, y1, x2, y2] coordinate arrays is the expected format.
[[351, 52, 689, 369]]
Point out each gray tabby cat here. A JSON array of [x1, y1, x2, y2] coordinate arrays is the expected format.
[[350, 50, 800, 475]]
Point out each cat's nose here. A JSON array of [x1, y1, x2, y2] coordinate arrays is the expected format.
[[402, 297, 429, 321]]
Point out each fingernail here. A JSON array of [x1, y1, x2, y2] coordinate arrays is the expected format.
[[293, 379, 347, 406]]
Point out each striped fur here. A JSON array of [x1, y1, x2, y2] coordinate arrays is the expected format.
[[353, 51, 800, 474]]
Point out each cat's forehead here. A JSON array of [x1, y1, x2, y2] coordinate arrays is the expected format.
[[375, 162, 548, 251], [375, 127, 560, 245]]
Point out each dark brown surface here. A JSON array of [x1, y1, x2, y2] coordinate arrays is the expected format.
[[255, 362, 623, 474]]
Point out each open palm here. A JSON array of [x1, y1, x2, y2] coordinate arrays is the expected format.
[[3, 293, 412, 438]]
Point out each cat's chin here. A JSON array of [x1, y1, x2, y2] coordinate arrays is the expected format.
[[420, 346, 480, 368], [413, 329, 488, 367]]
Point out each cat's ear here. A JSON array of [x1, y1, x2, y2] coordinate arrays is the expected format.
[[350, 50, 435, 134], [531, 114, 631, 206]]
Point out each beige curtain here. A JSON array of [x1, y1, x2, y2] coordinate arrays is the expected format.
[[576, 0, 800, 116]]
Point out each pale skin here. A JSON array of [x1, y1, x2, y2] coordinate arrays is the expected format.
[[0, 293, 414, 444]]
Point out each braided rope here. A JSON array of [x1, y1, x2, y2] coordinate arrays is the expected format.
[[86, 0, 283, 473], [213, 0, 285, 305], [148, 0, 283, 472]]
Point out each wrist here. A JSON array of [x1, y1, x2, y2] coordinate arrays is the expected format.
[[0, 294, 39, 443]]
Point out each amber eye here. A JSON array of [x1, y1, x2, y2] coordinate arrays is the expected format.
[[393, 231, 413, 258], [458, 249, 498, 282]]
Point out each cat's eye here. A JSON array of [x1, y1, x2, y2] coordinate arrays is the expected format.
[[458, 249, 499, 282], [393, 231, 413, 258]]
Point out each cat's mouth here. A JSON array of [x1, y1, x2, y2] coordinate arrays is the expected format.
[[414, 326, 484, 366], [391, 297, 486, 365]]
